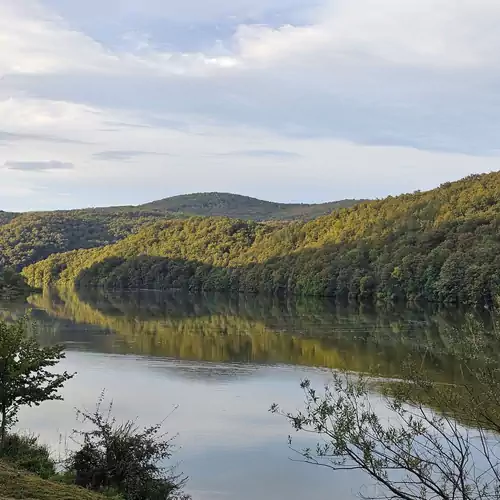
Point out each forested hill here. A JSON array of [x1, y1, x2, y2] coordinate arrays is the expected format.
[[0, 210, 176, 270], [0, 195, 359, 270], [138, 192, 361, 220], [0, 211, 16, 226], [24, 172, 500, 306], [0, 194, 360, 299]]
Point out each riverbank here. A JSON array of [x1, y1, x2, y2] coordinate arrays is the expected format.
[[0, 461, 109, 500]]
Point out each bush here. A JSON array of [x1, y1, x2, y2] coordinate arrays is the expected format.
[[65, 396, 190, 500], [0, 433, 56, 479]]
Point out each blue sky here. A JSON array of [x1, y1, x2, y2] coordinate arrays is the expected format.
[[1, 0, 499, 211]]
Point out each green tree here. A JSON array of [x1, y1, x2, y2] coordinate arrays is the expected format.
[[0, 317, 74, 450]]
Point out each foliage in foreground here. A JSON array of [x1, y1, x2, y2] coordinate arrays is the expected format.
[[0, 317, 74, 449], [66, 397, 190, 500], [25, 171, 500, 305], [0, 434, 55, 480], [0, 460, 112, 500], [273, 316, 500, 500], [0, 315, 189, 500]]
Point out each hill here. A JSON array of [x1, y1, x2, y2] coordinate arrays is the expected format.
[[24, 172, 500, 306], [139, 192, 361, 220], [0, 209, 176, 270], [0, 461, 107, 500], [0, 195, 359, 271]]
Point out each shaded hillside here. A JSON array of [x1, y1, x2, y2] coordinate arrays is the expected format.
[[24, 172, 500, 305], [139, 192, 361, 220], [0, 267, 34, 299], [0, 211, 16, 226], [0, 210, 174, 270]]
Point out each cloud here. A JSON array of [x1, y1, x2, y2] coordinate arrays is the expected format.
[[93, 150, 170, 161], [0, 0, 500, 211], [0, 1, 114, 76], [220, 149, 301, 159], [0, 130, 91, 145], [4, 160, 75, 172], [227, 0, 500, 69], [4, 0, 500, 156]]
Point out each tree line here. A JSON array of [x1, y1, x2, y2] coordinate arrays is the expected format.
[[24, 172, 500, 306]]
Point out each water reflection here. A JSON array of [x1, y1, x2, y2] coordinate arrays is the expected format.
[[0, 287, 496, 384], [16, 352, 356, 500]]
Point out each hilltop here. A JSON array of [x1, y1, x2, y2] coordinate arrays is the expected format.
[[0, 194, 359, 271], [139, 192, 361, 221], [24, 172, 500, 306]]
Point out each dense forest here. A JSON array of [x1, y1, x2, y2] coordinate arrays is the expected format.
[[23, 172, 500, 306], [0, 194, 359, 272], [139, 192, 361, 220], [0, 210, 175, 270], [0, 211, 16, 226], [0, 267, 34, 299]]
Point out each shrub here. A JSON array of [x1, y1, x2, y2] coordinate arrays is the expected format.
[[65, 396, 190, 500], [0, 433, 56, 479]]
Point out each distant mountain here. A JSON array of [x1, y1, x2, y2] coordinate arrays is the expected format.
[[139, 192, 362, 221]]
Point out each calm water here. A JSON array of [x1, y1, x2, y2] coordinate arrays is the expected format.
[[0, 289, 495, 499]]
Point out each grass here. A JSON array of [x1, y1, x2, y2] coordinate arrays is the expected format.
[[0, 435, 55, 480], [0, 461, 109, 500]]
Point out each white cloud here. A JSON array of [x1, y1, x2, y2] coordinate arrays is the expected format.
[[0, 1, 116, 76], [37, 0, 500, 70], [321, 0, 500, 68], [6, 0, 500, 76]]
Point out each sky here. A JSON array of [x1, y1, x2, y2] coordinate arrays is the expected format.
[[1, 0, 500, 211]]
